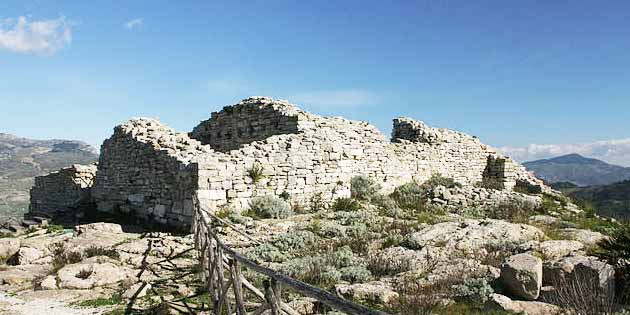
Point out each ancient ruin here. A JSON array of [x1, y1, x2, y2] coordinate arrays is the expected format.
[[28, 96, 546, 228]]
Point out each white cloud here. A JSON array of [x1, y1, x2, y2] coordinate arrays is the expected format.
[[288, 89, 378, 107], [0, 16, 72, 55], [124, 18, 143, 30], [499, 138, 630, 167]]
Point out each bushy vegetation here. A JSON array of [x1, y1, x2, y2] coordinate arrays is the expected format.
[[248, 195, 293, 219], [84, 245, 120, 260], [390, 182, 427, 211], [594, 223, 630, 304], [423, 173, 462, 190], [50, 242, 83, 271], [331, 197, 362, 212], [452, 278, 494, 304], [246, 163, 265, 184], [350, 175, 381, 200]]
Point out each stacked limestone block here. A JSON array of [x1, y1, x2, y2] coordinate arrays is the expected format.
[[91, 118, 214, 227], [29, 164, 97, 218]]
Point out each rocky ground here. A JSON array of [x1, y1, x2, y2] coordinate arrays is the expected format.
[[0, 180, 623, 315]]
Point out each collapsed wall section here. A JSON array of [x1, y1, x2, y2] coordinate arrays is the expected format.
[[91, 118, 212, 227], [29, 164, 97, 219], [190, 97, 313, 152]]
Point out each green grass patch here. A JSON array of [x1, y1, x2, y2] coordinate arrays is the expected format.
[[73, 294, 123, 307]]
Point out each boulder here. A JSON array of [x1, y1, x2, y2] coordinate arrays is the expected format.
[[0, 238, 20, 260], [407, 219, 544, 254], [538, 240, 583, 260], [335, 281, 398, 304], [57, 262, 134, 289], [500, 253, 543, 300], [75, 223, 123, 235], [15, 247, 46, 265], [486, 293, 561, 315], [39, 275, 58, 290], [544, 255, 614, 297], [561, 228, 607, 247]]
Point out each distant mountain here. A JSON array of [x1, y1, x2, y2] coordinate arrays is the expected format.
[[0, 133, 98, 218], [523, 154, 630, 186]]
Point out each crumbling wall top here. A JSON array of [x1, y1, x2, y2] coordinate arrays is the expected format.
[[392, 117, 481, 144]]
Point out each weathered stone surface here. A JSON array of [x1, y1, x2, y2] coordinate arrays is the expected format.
[[15, 247, 45, 265], [561, 228, 607, 247], [0, 238, 19, 259], [407, 219, 544, 253], [57, 262, 134, 289], [40, 275, 58, 290], [538, 240, 584, 260], [335, 281, 398, 304], [75, 222, 123, 235], [486, 293, 561, 315], [500, 253, 543, 300]]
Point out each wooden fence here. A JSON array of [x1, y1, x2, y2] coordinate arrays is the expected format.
[[192, 197, 390, 315]]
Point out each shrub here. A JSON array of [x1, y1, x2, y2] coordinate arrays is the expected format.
[[423, 173, 462, 190], [46, 225, 64, 234], [340, 266, 372, 283], [279, 191, 290, 201], [350, 175, 381, 200], [543, 268, 615, 315], [50, 242, 82, 271], [309, 192, 326, 213], [76, 269, 93, 279], [331, 198, 362, 212], [594, 223, 630, 303], [245, 243, 287, 263], [280, 256, 341, 289], [390, 182, 427, 211], [452, 278, 494, 304], [248, 195, 293, 219], [84, 246, 120, 260], [246, 163, 265, 184], [487, 198, 538, 223], [367, 252, 413, 277], [273, 230, 317, 252]]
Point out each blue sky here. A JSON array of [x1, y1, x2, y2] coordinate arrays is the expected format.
[[1, 1, 630, 164]]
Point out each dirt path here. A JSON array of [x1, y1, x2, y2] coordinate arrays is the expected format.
[[0, 291, 106, 315]]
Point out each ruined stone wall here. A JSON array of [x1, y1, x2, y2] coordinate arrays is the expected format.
[[91, 118, 212, 227], [190, 97, 313, 152], [34, 97, 547, 227], [29, 164, 97, 218]]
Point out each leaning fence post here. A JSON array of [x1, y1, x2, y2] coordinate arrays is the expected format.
[[264, 279, 280, 315]]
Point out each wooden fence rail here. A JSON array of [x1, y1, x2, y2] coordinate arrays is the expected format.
[[192, 197, 390, 315]]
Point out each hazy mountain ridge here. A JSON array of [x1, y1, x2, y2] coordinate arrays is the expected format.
[[523, 153, 630, 186], [0, 133, 98, 218]]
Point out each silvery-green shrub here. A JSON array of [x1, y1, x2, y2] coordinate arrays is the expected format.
[[249, 195, 293, 219]]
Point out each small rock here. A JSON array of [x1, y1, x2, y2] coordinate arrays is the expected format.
[[16, 247, 45, 265], [528, 215, 559, 226], [123, 282, 152, 299], [176, 283, 193, 297], [0, 238, 20, 259], [486, 293, 561, 315], [336, 281, 398, 304], [500, 253, 543, 300], [40, 275, 58, 290]]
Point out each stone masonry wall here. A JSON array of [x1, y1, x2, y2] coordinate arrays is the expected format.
[[29, 164, 97, 218], [36, 96, 547, 227], [91, 118, 212, 227], [190, 98, 313, 152]]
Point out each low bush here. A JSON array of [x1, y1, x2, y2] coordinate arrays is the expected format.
[[331, 198, 362, 212], [452, 278, 494, 304], [50, 242, 82, 271], [594, 223, 630, 303], [423, 173, 462, 190], [390, 182, 427, 211], [309, 192, 326, 213], [84, 246, 120, 260], [487, 198, 538, 223], [248, 195, 293, 219], [350, 175, 381, 201]]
